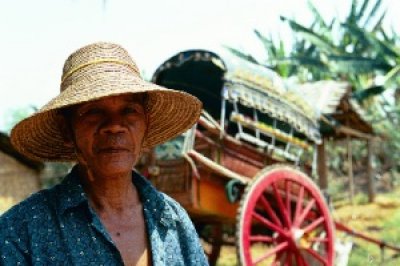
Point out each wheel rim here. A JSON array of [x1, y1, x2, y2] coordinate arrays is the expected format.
[[237, 166, 334, 266]]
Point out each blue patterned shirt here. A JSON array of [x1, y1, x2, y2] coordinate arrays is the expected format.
[[0, 166, 208, 265]]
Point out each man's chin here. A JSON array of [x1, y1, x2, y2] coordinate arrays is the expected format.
[[94, 158, 135, 177]]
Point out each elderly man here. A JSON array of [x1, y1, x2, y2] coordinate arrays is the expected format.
[[0, 42, 208, 265]]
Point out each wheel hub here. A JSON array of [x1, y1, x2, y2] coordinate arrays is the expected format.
[[289, 227, 307, 248]]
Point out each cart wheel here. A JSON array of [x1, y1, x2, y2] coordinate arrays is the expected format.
[[237, 165, 334, 265]]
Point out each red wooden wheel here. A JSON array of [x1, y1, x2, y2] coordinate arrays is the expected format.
[[237, 165, 334, 266]]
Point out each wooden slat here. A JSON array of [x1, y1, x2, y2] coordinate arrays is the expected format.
[[187, 150, 251, 184]]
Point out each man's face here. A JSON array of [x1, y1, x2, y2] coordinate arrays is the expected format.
[[69, 94, 147, 178]]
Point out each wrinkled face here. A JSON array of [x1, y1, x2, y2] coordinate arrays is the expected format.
[[69, 94, 147, 178]]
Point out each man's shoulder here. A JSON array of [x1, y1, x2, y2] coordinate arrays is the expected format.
[[158, 192, 194, 223], [0, 187, 54, 230], [160, 192, 186, 212]]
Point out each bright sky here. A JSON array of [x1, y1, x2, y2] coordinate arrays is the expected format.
[[0, 0, 398, 131]]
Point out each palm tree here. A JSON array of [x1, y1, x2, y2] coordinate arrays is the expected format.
[[227, 0, 399, 96]]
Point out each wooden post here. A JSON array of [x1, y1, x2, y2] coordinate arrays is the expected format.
[[207, 223, 223, 266], [317, 139, 328, 190], [367, 139, 375, 203], [347, 136, 354, 204]]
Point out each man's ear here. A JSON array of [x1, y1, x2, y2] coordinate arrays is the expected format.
[[56, 112, 75, 148]]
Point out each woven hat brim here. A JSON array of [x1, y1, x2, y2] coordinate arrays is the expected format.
[[10, 73, 202, 161]]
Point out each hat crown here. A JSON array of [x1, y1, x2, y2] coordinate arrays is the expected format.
[[61, 42, 140, 92]]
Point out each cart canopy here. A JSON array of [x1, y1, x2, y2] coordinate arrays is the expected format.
[[152, 50, 321, 144]]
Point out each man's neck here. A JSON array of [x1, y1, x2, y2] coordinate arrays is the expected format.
[[78, 166, 141, 214]]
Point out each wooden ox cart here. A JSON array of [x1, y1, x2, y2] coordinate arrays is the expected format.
[[138, 50, 335, 265]]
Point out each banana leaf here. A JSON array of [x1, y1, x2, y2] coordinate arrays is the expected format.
[[347, 0, 358, 24], [272, 56, 326, 69], [254, 30, 279, 58], [363, 0, 383, 28], [280, 16, 340, 54], [355, 0, 370, 22], [326, 55, 392, 73], [342, 23, 400, 59], [372, 10, 387, 32], [224, 46, 260, 65], [307, 0, 328, 29]]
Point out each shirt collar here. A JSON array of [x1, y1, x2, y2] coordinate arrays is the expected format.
[[57, 165, 179, 227], [132, 170, 179, 227], [57, 165, 87, 214]]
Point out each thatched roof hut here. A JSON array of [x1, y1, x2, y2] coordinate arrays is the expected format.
[[294, 80, 376, 202], [0, 132, 43, 214]]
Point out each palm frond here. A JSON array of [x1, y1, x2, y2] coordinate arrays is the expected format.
[[342, 23, 400, 59], [254, 30, 278, 58], [356, 0, 371, 22], [224, 46, 260, 65], [326, 55, 392, 74], [273, 56, 327, 69], [372, 9, 387, 32], [280, 16, 339, 53], [307, 0, 327, 29], [363, 0, 383, 27], [347, 0, 358, 24]]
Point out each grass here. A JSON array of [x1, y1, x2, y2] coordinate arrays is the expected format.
[[333, 191, 400, 265], [214, 189, 400, 265]]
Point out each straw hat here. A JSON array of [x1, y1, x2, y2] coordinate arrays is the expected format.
[[10, 42, 202, 161]]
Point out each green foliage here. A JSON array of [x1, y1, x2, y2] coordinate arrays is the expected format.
[[228, 0, 399, 89], [3, 106, 37, 134]]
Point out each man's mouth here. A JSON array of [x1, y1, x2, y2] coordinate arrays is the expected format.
[[97, 147, 130, 154]]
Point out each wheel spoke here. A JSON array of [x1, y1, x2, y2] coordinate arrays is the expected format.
[[272, 182, 291, 227], [259, 195, 282, 227], [294, 186, 305, 224], [304, 248, 328, 265], [285, 180, 292, 225], [285, 252, 292, 266], [302, 217, 325, 234], [253, 241, 289, 265], [309, 237, 329, 243], [252, 212, 287, 236], [294, 198, 316, 227], [294, 250, 306, 266], [249, 235, 274, 243]]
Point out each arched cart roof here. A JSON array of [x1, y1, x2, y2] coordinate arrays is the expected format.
[[152, 50, 321, 144]]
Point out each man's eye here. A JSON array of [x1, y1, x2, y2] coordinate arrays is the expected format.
[[123, 106, 140, 115], [80, 108, 103, 117]]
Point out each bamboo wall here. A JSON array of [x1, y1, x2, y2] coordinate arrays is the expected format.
[[0, 151, 41, 214]]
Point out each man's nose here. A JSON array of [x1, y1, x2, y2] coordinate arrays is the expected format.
[[99, 114, 127, 134]]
